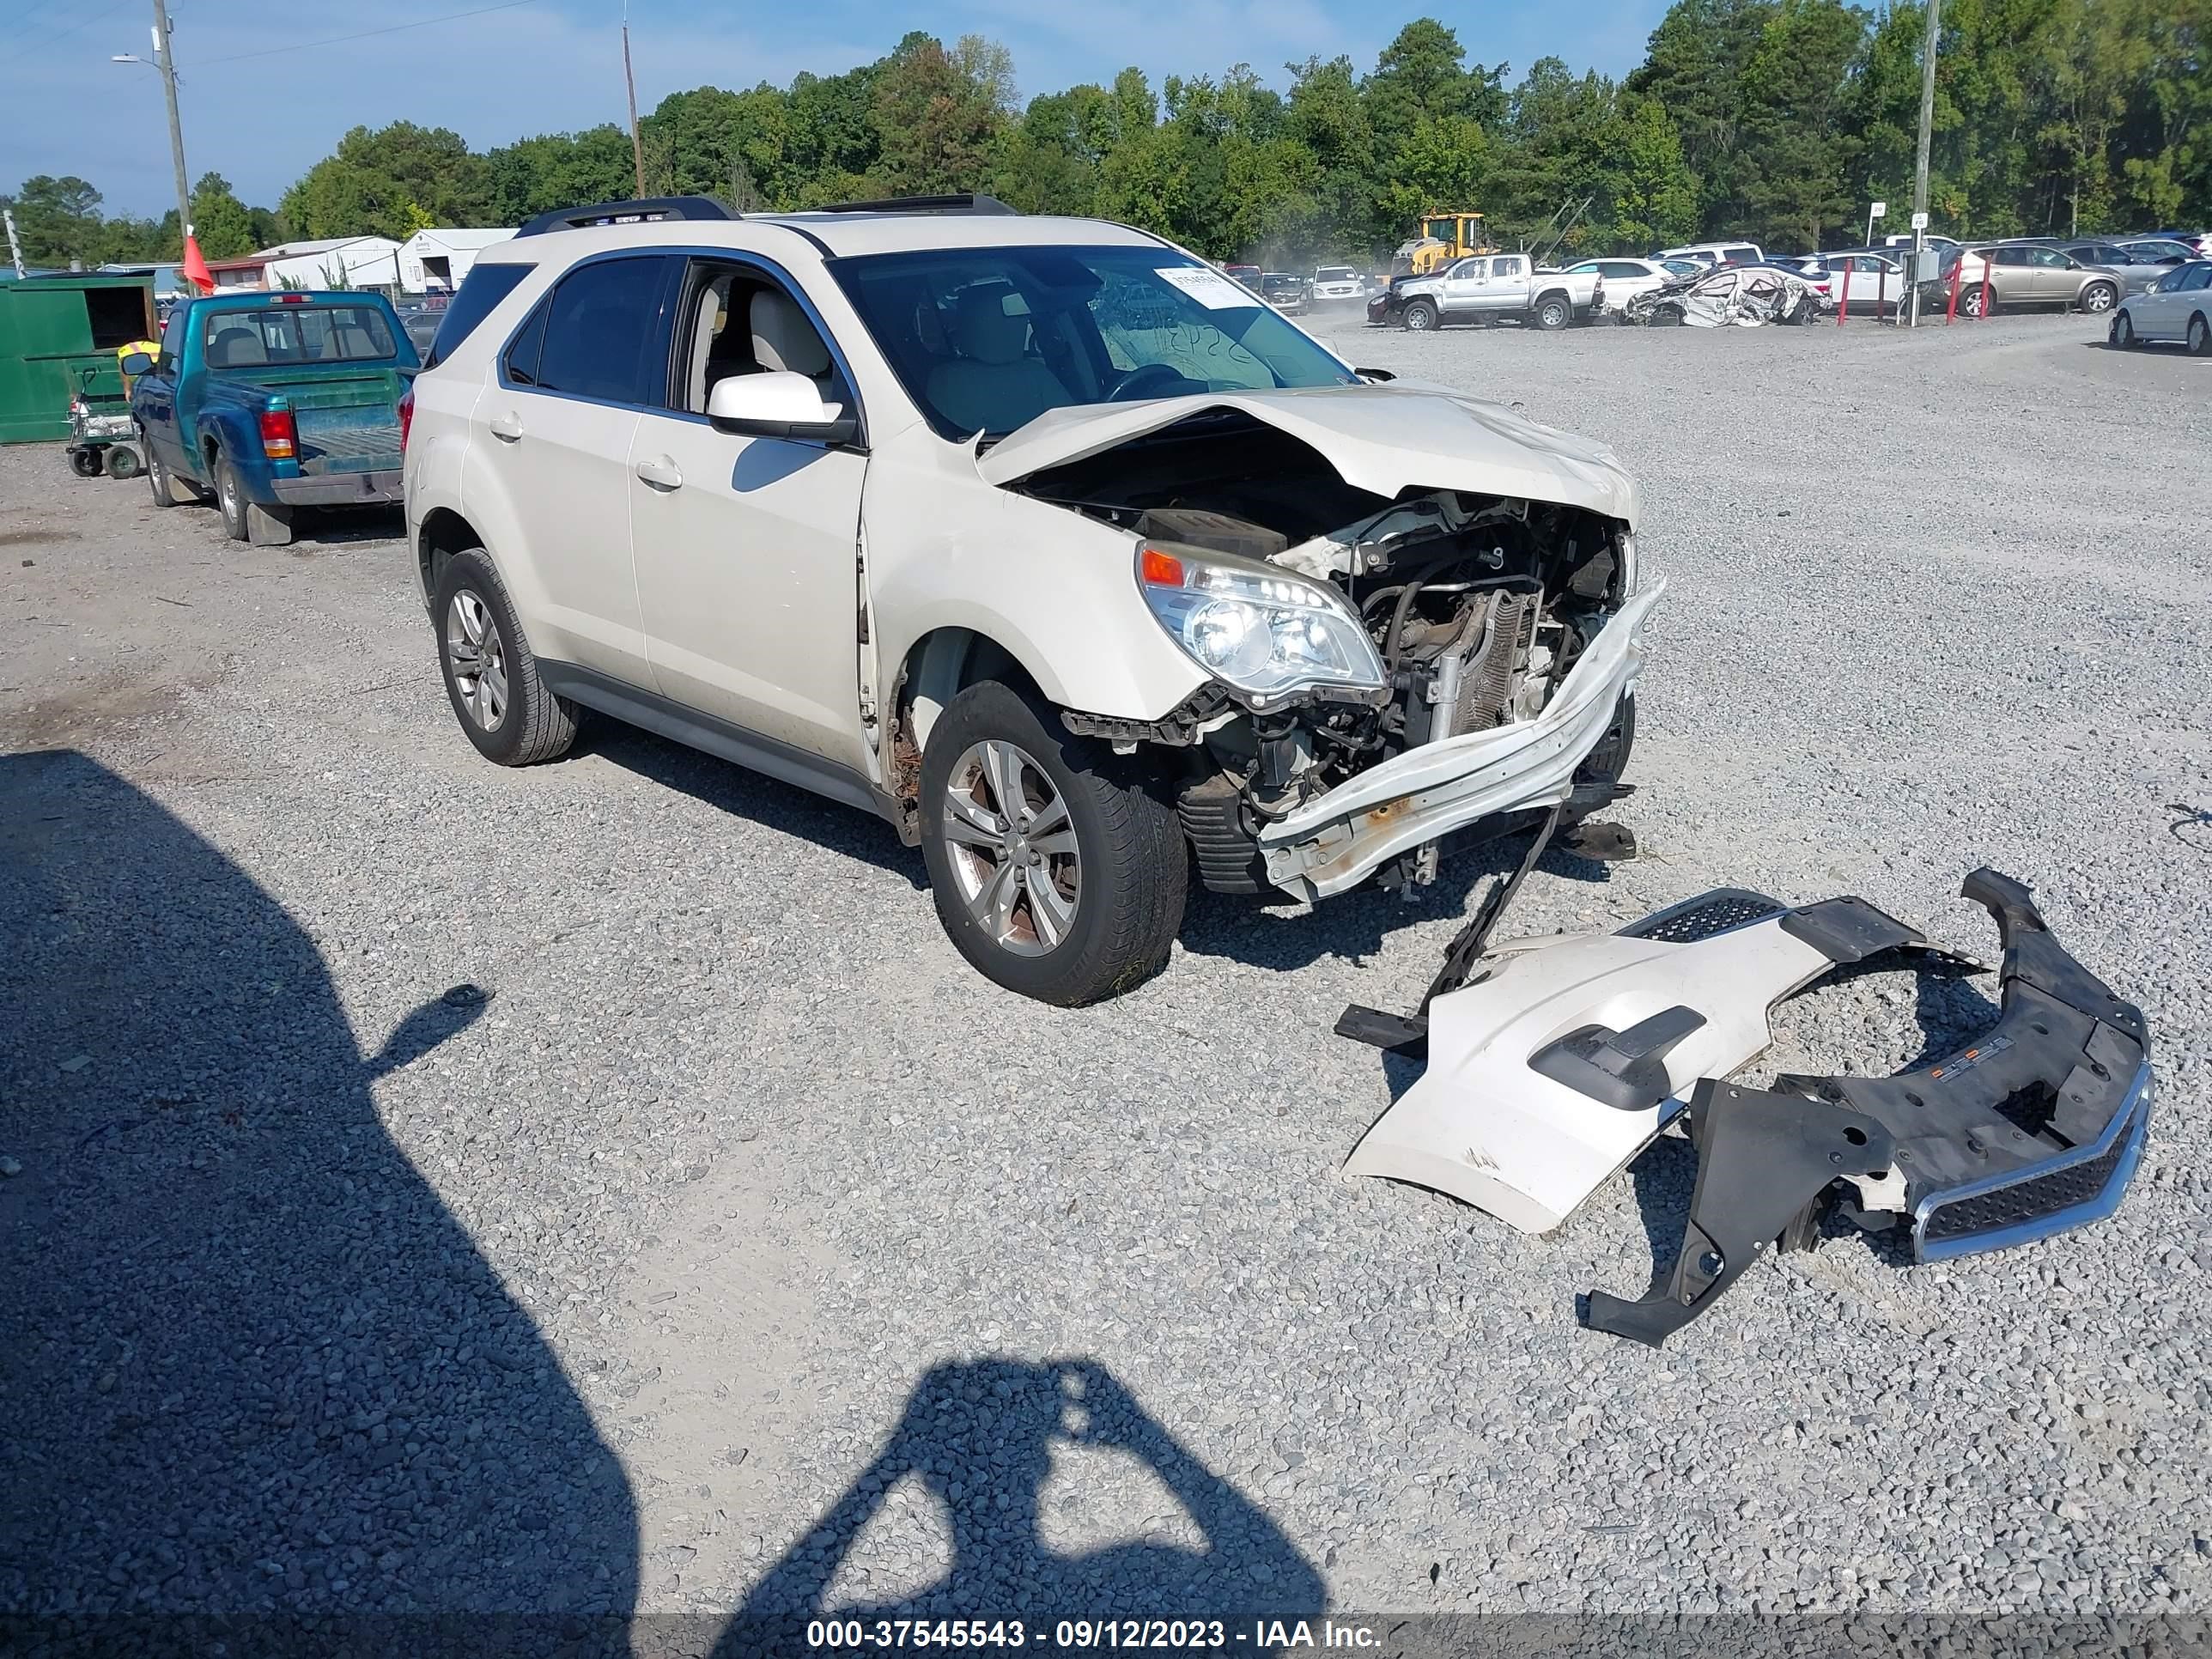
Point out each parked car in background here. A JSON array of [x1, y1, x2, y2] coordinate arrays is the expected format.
[[1952, 243, 2122, 316], [2050, 241, 2164, 295], [128, 289, 418, 544], [1224, 263, 1263, 290], [1882, 232, 1960, 251], [2117, 238, 2202, 265], [1377, 252, 1601, 331], [1653, 241, 1764, 268], [1807, 248, 1919, 312], [2109, 260, 2212, 353], [1558, 257, 1673, 310], [394, 305, 443, 356], [2130, 229, 2212, 257], [1309, 265, 1365, 303], [1625, 262, 1830, 326], [1261, 272, 1308, 314]]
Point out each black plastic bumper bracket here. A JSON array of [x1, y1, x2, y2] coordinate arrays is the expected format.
[[1583, 1080, 1897, 1347]]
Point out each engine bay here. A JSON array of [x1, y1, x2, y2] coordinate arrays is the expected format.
[[1015, 410, 1637, 893]]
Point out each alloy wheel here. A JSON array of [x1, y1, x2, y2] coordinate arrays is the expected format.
[[445, 590, 510, 732], [2082, 285, 2115, 313], [939, 739, 1080, 956]]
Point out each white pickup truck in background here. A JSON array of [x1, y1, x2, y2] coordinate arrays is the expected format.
[[1384, 252, 1603, 331]]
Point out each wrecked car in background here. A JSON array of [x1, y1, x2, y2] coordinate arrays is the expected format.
[[1339, 868, 2153, 1346], [1620, 262, 1832, 327]]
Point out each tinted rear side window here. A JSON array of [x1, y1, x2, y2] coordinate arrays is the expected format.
[[532, 257, 672, 405], [426, 262, 532, 369]]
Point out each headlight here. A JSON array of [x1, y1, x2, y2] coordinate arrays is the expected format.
[[1136, 542, 1385, 704], [1617, 531, 1638, 594]]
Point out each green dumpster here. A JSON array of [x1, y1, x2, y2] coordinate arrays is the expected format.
[[0, 270, 158, 444]]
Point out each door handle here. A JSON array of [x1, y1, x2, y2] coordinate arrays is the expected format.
[[634, 456, 683, 490], [489, 411, 524, 442]]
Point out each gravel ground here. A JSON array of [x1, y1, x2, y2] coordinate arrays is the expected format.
[[3, 309, 2207, 1642]]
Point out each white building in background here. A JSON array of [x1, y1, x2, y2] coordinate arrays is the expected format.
[[204, 236, 404, 293], [398, 228, 517, 295]]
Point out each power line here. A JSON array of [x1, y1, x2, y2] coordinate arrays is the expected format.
[[2, 0, 134, 64], [194, 0, 537, 67]]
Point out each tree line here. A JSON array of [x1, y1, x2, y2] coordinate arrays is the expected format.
[[7, 0, 2207, 275]]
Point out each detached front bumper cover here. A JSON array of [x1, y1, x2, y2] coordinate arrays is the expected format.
[[1341, 867, 2153, 1346]]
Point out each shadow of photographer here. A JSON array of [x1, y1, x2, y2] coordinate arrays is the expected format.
[[715, 1358, 1324, 1652]]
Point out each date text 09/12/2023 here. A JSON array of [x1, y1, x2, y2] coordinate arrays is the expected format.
[[804, 1617, 1382, 1650]]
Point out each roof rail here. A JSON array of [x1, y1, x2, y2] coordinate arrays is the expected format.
[[809, 193, 1019, 216], [515, 196, 734, 238]]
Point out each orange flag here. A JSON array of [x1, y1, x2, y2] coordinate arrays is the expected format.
[[180, 232, 214, 295]]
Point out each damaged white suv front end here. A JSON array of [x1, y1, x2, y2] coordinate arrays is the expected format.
[[978, 385, 1655, 906]]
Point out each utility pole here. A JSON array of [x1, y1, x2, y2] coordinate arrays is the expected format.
[[623, 0, 645, 198], [149, 0, 192, 258], [1907, 0, 1941, 326]]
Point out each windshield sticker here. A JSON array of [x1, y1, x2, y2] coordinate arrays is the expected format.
[[1157, 266, 1261, 310]]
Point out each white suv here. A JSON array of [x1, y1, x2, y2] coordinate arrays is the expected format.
[[404, 195, 1656, 1004]]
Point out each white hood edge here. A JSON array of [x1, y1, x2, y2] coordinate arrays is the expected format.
[[974, 385, 1644, 528]]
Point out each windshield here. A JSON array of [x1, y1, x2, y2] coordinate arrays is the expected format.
[[200, 303, 404, 368], [1316, 267, 1356, 282], [830, 245, 1357, 441]]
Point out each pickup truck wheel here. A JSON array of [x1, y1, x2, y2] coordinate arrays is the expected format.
[[920, 681, 1187, 1006], [432, 547, 578, 766], [213, 453, 294, 546], [1401, 299, 1438, 332], [1532, 295, 1571, 331]]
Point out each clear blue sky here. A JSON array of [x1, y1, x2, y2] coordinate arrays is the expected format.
[[0, 0, 1672, 220]]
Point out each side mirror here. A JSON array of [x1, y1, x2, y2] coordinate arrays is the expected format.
[[121, 352, 155, 376], [706, 370, 856, 445]]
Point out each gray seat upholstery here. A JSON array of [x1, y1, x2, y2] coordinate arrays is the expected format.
[[750, 291, 834, 391], [207, 325, 266, 368], [926, 288, 1071, 435], [332, 325, 378, 358]]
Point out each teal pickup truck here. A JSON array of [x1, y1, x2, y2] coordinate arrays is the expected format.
[[127, 291, 418, 544]]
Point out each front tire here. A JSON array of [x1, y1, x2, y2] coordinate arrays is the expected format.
[[144, 440, 194, 506], [1402, 299, 1438, 332], [2111, 313, 2136, 349], [432, 547, 578, 766], [2190, 313, 2211, 357], [919, 681, 1187, 1005]]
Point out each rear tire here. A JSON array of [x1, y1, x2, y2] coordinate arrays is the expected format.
[[2079, 282, 2117, 314], [432, 547, 578, 766], [1960, 285, 1993, 319], [1402, 300, 1438, 332], [1532, 294, 1571, 331], [212, 453, 295, 545], [919, 680, 1187, 1005]]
